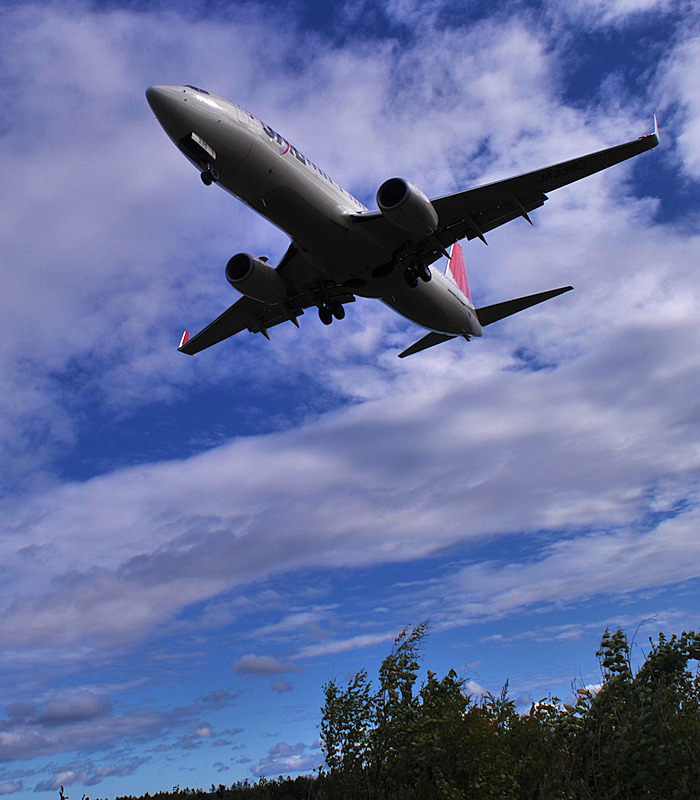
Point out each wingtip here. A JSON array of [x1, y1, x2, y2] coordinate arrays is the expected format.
[[178, 330, 190, 350], [641, 114, 660, 146]]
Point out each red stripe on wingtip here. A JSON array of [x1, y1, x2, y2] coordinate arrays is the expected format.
[[449, 242, 471, 302], [179, 330, 190, 348]]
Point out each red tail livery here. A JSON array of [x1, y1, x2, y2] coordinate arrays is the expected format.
[[446, 242, 471, 302]]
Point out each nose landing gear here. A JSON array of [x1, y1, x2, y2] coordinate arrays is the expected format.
[[201, 166, 218, 186]]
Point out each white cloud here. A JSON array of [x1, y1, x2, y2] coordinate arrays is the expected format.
[[296, 632, 397, 660], [181, 722, 214, 746], [33, 759, 145, 792], [546, 0, 674, 27], [38, 692, 112, 725], [4, 316, 700, 652], [233, 655, 302, 676], [0, 701, 168, 764], [251, 740, 323, 778], [465, 679, 489, 700], [658, 33, 700, 180], [432, 503, 700, 626]]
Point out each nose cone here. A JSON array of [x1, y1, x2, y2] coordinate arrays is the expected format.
[[146, 85, 178, 118], [146, 85, 192, 140]]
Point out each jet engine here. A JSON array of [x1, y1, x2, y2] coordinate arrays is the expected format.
[[225, 253, 288, 304], [376, 178, 439, 236]]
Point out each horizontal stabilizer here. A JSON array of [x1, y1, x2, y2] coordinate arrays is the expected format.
[[476, 286, 573, 327], [398, 331, 455, 358]]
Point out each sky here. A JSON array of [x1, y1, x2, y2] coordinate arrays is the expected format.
[[1, 0, 699, 795]]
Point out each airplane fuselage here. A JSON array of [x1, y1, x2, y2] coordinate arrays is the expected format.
[[146, 85, 482, 338]]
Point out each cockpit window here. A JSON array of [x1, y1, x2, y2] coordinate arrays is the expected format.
[[185, 85, 210, 94]]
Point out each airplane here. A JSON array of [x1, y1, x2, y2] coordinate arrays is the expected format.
[[145, 85, 659, 358]]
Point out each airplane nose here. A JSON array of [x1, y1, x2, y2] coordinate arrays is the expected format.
[[146, 85, 175, 116], [146, 85, 189, 138]]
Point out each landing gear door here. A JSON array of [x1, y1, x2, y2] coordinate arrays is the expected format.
[[177, 132, 216, 170]]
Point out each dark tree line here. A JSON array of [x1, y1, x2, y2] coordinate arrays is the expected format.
[[109, 776, 316, 800], [99, 623, 700, 800]]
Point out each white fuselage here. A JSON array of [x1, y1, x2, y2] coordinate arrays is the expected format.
[[146, 85, 482, 338]]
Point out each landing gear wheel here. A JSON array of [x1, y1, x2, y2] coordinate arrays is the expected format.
[[330, 301, 345, 320], [319, 305, 333, 325], [201, 166, 218, 186], [404, 267, 419, 288], [417, 264, 432, 282]]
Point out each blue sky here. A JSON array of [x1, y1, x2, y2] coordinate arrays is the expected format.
[[1, 0, 699, 795]]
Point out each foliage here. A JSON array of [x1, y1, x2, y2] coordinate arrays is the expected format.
[[318, 624, 700, 800], [562, 628, 700, 799], [108, 775, 319, 800], [96, 625, 700, 800]]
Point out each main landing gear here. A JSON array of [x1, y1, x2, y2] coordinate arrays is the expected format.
[[318, 301, 345, 325], [201, 166, 218, 186], [404, 263, 432, 288]]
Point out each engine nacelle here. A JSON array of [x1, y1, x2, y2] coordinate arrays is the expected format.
[[225, 253, 288, 304], [376, 178, 439, 237]]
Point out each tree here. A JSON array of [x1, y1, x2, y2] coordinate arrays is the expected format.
[[319, 625, 700, 800], [320, 667, 376, 797], [564, 628, 700, 800]]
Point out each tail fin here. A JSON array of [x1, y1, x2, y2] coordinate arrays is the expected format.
[[446, 242, 471, 302]]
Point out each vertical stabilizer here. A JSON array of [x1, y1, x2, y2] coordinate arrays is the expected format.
[[446, 242, 471, 302]]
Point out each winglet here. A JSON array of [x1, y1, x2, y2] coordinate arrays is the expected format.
[[641, 114, 660, 147], [178, 330, 191, 350]]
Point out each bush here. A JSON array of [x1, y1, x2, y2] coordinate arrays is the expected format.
[[318, 624, 700, 800]]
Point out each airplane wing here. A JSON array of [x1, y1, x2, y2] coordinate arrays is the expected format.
[[178, 244, 354, 354], [351, 119, 659, 255], [430, 119, 659, 247]]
